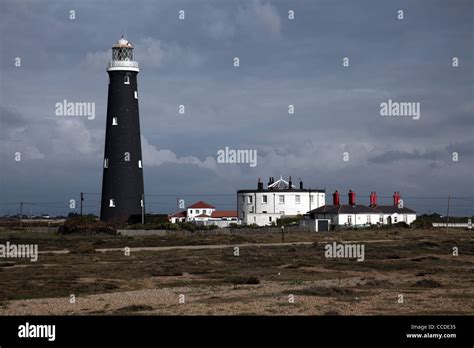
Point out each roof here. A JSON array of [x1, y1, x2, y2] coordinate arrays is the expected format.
[[168, 210, 187, 218], [188, 201, 216, 209], [374, 205, 417, 214], [268, 176, 296, 189], [309, 205, 381, 214], [211, 211, 238, 218], [195, 213, 211, 218], [309, 204, 417, 215], [238, 189, 325, 193]]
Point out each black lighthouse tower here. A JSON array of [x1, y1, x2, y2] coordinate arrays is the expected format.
[[100, 37, 145, 222]]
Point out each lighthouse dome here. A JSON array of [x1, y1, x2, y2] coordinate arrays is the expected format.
[[114, 37, 133, 48]]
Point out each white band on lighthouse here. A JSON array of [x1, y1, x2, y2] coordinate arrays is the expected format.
[[107, 60, 139, 72]]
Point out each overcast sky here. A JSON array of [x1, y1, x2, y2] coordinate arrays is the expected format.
[[1, 0, 473, 216]]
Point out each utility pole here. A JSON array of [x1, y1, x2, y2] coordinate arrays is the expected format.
[[141, 193, 145, 225], [20, 201, 23, 229], [446, 196, 451, 233], [80, 192, 84, 216]]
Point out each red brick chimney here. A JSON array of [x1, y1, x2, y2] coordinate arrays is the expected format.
[[348, 190, 356, 206]]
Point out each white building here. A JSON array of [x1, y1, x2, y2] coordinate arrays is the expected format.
[[168, 201, 239, 227], [375, 206, 417, 225], [306, 190, 417, 228], [237, 176, 326, 226], [185, 201, 216, 222], [309, 204, 383, 227]]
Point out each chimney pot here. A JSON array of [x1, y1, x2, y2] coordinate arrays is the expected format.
[[332, 190, 340, 206], [348, 190, 356, 206]]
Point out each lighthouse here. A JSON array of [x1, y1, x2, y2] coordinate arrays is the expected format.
[[100, 37, 145, 222]]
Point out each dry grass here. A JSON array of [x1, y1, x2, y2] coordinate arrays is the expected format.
[[0, 228, 472, 315]]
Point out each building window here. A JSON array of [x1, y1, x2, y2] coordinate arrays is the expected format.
[[104, 158, 108, 168], [262, 195, 267, 204], [134, 91, 138, 99], [379, 215, 383, 223], [348, 215, 352, 225], [367, 215, 371, 224], [203, 209, 207, 214], [253, 216, 256, 222], [295, 195, 301, 204], [247, 196, 252, 204], [262, 211, 267, 214], [242, 212, 245, 218], [109, 199, 115, 207], [394, 216, 398, 223], [310, 195, 314, 203], [196, 210, 200, 214], [404, 214, 407, 222], [138, 160, 142, 168], [279, 195, 285, 204], [124, 76, 130, 84], [112, 117, 118, 126], [269, 216, 272, 222]]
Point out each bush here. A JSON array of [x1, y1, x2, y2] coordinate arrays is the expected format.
[[60, 216, 116, 235], [227, 276, 260, 285], [69, 241, 96, 254], [412, 279, 442, 288], [277, 215, 302, 227]]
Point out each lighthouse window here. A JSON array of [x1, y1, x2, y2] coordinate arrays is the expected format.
[[112, 117, 118, 126], [109, 199, 116, 208], [279, 195, 285, 204], [124, 76, 130, 84], [138, 160, 142, 168], [262, 195, 267, 204], [104, 158, 109, 168], [295, 195, 301, 204], [134, 91, 138, 99]]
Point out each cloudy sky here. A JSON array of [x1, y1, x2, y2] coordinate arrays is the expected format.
[[1, 0, 473, 216]]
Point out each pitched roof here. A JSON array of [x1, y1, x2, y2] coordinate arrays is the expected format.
[[211, 210, 238, 218], [309, 204, 381, 214], [188, 201, 216, 209], [168, 210, 187, 218], [195, 213, 210, 218], [374, 205, 417, 214]]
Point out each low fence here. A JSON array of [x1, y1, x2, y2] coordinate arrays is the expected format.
[[432, 223, 472, 229], [118, 226, 312, 237]]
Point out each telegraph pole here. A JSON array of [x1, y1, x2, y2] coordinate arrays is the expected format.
[[80, 192, 84, 216], [19, 201, 23, 229], [141, 193, 145, 224], [446, 196, 451, 233]]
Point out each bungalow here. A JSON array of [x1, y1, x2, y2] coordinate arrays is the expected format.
[[305, 190, 417, 229]]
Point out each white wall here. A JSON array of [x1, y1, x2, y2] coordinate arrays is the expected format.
[[244, 213, 281, 226], [238, 191, 325, 226], [382, 213, 416, 225], [314, 213, 382, 226], [186, 207, 215, 221]]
